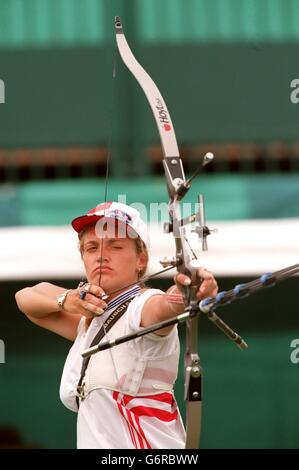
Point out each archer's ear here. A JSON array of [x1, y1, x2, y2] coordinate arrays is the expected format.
[[138, 251, 148, 268]]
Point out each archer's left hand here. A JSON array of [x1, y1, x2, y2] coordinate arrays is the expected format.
[[175, 267, 218, 300]]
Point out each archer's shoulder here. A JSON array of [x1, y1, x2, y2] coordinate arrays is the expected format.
[[138, 287, 164, 296], [133, 287, 164, 305]]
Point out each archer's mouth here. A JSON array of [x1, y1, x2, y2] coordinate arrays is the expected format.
[[92, 266, 113, 275]]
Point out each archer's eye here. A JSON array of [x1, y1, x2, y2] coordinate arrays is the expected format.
[[86, 246, 97, 252]]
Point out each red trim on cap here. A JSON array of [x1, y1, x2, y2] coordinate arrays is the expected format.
[[72, 213, 138, 240], [87, 201, 112, 215], [72, 202, 113, 233], [71, 214, 102, 233]]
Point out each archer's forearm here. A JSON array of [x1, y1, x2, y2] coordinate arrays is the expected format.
[[15, 282, 66, 318], [141, 287, 184, 335]]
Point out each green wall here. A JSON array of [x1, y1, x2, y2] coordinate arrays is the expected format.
[[1, 0, 299, 47], [0, 42, 298, 177], [1, 277, 299, 448], [1, 175, 299, 228]]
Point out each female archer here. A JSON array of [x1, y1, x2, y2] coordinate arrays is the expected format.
[[15, 201, 218, 449]]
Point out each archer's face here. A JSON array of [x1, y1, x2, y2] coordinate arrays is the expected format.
[[81, 226, 146, 295]]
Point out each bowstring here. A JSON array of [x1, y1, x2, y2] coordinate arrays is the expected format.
[[97, 49, 121, 386]]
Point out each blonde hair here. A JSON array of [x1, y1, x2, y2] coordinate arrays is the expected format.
[[78, 225, 148, 280]]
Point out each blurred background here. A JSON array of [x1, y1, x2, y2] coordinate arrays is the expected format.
[[0, 0, 299, 449]]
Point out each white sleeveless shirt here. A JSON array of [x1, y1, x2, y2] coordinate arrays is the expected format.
[[59, 288, 186, 449]]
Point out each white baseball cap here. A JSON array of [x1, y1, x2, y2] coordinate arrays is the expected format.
[[72, 201, 149, 247]]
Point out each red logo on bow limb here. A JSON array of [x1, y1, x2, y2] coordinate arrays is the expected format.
[[163, 124, 171, 131]]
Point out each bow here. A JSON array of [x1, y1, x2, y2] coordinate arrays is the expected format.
[[82, 17, 299, 449], [114, 16, 211, 448]]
